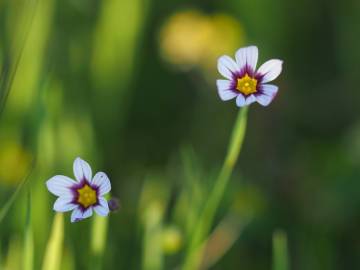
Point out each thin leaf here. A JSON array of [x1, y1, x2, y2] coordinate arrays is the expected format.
[[0, 159, 35, 224], [0, 0, 39, 117], [182, 107, 249, 270], [272, 230, 290, 270], [41, 213, 64, 270], [90, 215, 109, 270], [23, 191, 34, 270]]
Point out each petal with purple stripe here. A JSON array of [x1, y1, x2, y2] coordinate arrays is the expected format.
[[217, 80, 237, 101], [236, 94, 246, 107], [235, 46, 258, 71], [71, 208, 83, 223], [92, 172, 111, 196], [257, 59, 283, 83], [217, 55, 239, 79], [216, 79, 232, 91], [70, 207, 93, 223], [46, 175, 77, 197], [73, 157, 92, 182], [94, 197, 110, 216], [245, 94, 257, 105], [255, 84, 279, 106], [53, 197, 77, 212]]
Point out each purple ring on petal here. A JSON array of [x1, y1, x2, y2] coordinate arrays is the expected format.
[[46, 157, 112, 222], [216, 45, 283, 107], [70, 179, 100, 212]]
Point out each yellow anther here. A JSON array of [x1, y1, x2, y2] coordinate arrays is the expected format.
[[77, 184, 97, 208], [236, 74, 258, 95]]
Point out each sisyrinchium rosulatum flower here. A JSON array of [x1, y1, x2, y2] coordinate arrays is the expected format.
[[46, 157, 111, 222], [216, 45, 283, 107]]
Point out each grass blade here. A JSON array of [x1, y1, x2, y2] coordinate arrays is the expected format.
[[23, 191, 34, 270], [90, 215, 109, 270], [183, 107, 248, 270], [0, 159, 35, 224], [41, 213, 64, 270], [142, 203, 164, 270], [0, 0, 39, 117], [272, 230, 289, 270]]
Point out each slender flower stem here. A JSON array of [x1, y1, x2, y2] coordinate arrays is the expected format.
[[183, 106, 249, 270]]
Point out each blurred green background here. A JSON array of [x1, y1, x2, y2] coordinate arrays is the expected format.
[[0, 0, 360, 269]]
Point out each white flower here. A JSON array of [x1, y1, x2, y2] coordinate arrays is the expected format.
[[216, 45, 283, 107], [46, 157, 111, 223]]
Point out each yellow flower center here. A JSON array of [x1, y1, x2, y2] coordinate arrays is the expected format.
[[236, 74, 258, 95], [77, 184, 97, 208]]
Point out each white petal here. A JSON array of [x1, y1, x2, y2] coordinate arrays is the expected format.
[[71, 208, 83, 223], [70, 207, 93, 223], [257, 59, 283, 83], [245, 95, 256, 105], [235, 46, 258, 71], [262, 84, 279, 95], [94, 197, 110, 216], [73, 157, 92, 182], [217, 80, 237, 101], [217, 55, 238, 79], [82, 208, 93, 219], [53, 197, 77, 212], [218, 89, 238, 101], [92, 172, 111, 195], [46, 175, 76, 196], [255, 84, 279, 106], [216, 79, 232, 91], [255, 94, 272, 106], [236, 94, 246, 107]]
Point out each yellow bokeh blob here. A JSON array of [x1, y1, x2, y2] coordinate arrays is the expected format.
[[159, 10, 245, 73], [0, 140, 32, 186]]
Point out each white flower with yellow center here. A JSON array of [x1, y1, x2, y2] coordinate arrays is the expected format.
[[217, 46, 283, 107], [46, 157, 111, 222]]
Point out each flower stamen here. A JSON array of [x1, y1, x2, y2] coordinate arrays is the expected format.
[[77, 184, 97, 208], [236, 74, 257, 95]]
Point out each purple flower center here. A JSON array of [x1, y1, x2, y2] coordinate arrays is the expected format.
[[71, 180, 99, 210], [236, 74, 258, 95], [230, 65, 265, 96]]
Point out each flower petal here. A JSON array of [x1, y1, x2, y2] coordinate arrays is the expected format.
[[217, 80, 237, 101], [82, 207, 93, 219], [217, 55, 239, 79], [92, 172, 111, 196], [262, 84, 279, 95], [235, 46, 258, 71], [46, 175, 76, 196], [216, 79, 232, 91], [71, 208, 83, 222], [218, 89, 238, 101], [73, 157, 92, 182], [245, 94, 257, 105], [53, 197, 77, 212], [255, 84, 279, 106], [236, 94, 246, 107], [257, 59, 283, 83], [70, 207, 93, 223], [93, 197, 110, 216]]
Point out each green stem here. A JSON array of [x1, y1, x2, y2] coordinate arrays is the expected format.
[[24, 191, 34, 270], [41, 213, 64, 270], [272, 230, 289, 270], [182, 106, 249, 270], [90, 215, 109, 270], [0, 159, 35, 224]]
